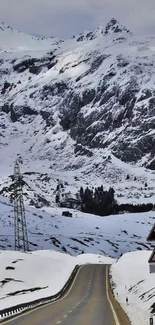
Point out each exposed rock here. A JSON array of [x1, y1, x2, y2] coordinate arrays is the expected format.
[[13, 56, 57, 75], [146, 160, 155, 170], [10, 105, 38, 122], [40, 110, 55, 127], [29, 65, 42, 75], [1, 104, 10, 113], [104, 18, 130, 34], [1, 81, 11, 94], [42, 82, 68, 99], [10, 104, 17, 122], [13, 58, 38, 73], [74, 144, 93, 157], [137, 89, 152, 102]]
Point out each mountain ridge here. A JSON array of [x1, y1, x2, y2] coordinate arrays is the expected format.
[[74, 18, 131, 42]]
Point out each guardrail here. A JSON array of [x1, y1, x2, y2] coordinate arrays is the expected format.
[[0, 265, 79, 323]]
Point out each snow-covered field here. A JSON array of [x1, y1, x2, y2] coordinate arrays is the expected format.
[[0, 249, 114, 310], [111, 251, 155, 325], [0, 195, 154, 257]]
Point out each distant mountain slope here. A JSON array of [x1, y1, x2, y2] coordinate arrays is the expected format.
[[0, 21, 62, 51], [0, 18, 155, 205]]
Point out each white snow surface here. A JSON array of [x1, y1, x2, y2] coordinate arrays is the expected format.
[[111, 251, 155, 325], [0, 21, 61, 52], [0, 195, 154, 257], [0, 249, 114, 310]]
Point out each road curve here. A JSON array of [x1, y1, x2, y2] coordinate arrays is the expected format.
[[3, 264, 115, 325]]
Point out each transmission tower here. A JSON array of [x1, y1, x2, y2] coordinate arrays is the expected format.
[[13, 159, 29, 252]]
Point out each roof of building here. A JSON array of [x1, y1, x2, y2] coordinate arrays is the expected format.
[[147, 223, 155, 241], [148, 249, 155, 263]]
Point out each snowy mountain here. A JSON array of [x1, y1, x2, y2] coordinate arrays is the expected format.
[[74, 18, 130, 42], [1, 18, 155, 205]]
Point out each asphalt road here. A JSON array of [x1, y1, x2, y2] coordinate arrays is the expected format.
[[3, 264, 115, 325]]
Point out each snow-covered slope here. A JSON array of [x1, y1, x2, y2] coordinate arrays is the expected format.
[[111, 251, 155, 325], [0, 250, 114, 310], [74, 18, 130, 42], [0, 21, 62, 52], [0, 18, 155, 205], [0, 196, 154, 256]]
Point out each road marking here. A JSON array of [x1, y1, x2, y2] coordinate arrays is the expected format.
[[63, 315, 67, 318], [106, 266, 120, 325], [56, 321, 62, 324], [2, 266, 83, 324], [69, 310, 72, 313]]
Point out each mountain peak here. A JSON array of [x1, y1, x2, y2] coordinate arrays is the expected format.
[[75, 18, 131, 43], [104, 18, 130, 35]]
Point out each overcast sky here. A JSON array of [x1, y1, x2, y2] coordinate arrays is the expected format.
[[0, 0, 154, 38]]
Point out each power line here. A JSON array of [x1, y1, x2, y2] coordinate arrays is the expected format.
[[13, 159, 29, 252]]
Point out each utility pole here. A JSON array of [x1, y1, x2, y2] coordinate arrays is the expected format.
[[13, 159, 29, 252]]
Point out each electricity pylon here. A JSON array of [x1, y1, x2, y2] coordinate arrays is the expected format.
[[13, 159, 29, 252]]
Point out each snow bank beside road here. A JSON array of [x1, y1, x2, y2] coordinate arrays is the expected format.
[[0, 250, 115, 311], [111, 251, 155, 325], [77, 253, 114, 265]]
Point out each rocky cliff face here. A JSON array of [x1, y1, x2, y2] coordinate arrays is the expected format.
[[0, 19, 155, 205]]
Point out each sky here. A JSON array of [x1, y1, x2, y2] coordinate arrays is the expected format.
[[0, 0, 154, 38]]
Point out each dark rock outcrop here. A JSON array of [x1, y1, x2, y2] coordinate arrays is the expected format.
[[10, 105, 38, 122]]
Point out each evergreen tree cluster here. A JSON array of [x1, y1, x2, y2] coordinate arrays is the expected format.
[[116, 203, 153, 213], [79, 185, 116, 216]]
